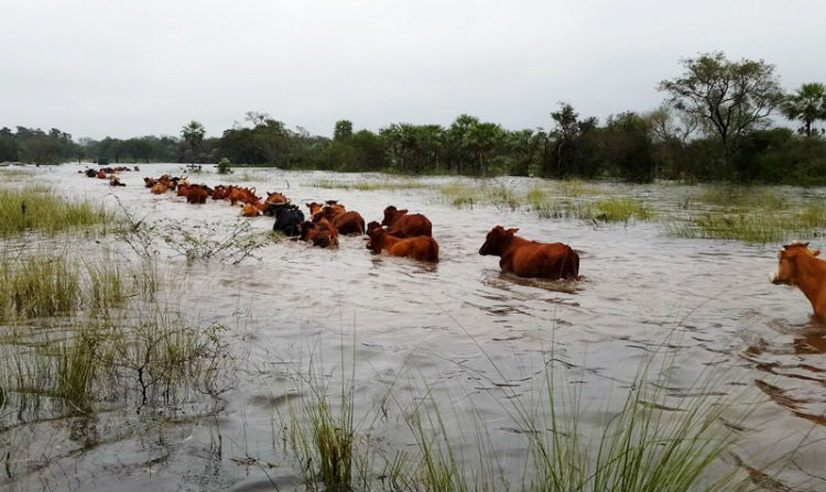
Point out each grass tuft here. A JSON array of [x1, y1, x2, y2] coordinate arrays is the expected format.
[[0, 186, 117, 237]]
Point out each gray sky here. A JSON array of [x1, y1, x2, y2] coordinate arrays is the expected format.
[[1, 0, 824, 140]]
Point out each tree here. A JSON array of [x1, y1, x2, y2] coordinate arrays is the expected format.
[[543, 102, 598, 178], [334, 120, 353, 141], [181, 120, 206, 164], [659, 52, 783, 172], [603, 112, 656, 182], [780, 83, 826, 137], [18, 137, 63, 165]]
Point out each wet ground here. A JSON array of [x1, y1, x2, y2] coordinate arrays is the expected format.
[[2, 163, 825, 491]]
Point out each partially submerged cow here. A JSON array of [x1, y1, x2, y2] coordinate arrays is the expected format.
[[272, 203, 305, 236], [381, 206, 432, 238], [770, 241, 826, 319], [479, 226, 579, 280], [299, 217, 339, 248], [332, 211, 365, 235], [366, 221, 438, 263]]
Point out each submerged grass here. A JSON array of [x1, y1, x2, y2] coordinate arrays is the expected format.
[[592, 197, 656, 222], [272, 334, 758, 492], [521, 358, 741, 492], [0, 310, 231, 424], [667, 202, 825, 243], [438, 182, 521, 211], [0, 251, 129, 321], [0, 186, 117, 237], [283, 345, 359, 492], [310, 178, 430, 192]]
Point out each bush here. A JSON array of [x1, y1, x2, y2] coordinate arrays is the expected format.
[[217, 157, 232, 175]]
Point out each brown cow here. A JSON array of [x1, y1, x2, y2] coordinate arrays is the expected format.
[[211, 184, 230, 200], [241, 203, 261, 217], [332, 210, 366, 235], [366, 224, 439, 263], [151, 182, 169, 194], [479, 226, 579, 279], [770, 241, 826, 319], [299, 218, 339, 248], [306, 202, 324, 219], [183, 184, 209, 204], [381, 206, 432, 238], [325, 200, 346, 215], [229, 186, 259, 206]]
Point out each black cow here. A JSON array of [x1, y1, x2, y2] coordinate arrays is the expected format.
[[272, 203, 305, 236]]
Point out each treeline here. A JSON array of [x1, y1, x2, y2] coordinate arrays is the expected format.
[[2, 52, 825, 185]]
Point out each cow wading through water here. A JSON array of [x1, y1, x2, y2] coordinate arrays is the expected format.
[[365, 221, 439, 263], [381, 206, 432, 238], [479, 225, 579, 279], [770, 241, 826, 319]]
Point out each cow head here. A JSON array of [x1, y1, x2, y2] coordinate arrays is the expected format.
[[306, 202, 324, 217], [365, 223, 386, 253], [479, 226, 519, 256], [770, 241, 821, 285], [382, 206, 408, 227], [265, 191, 288, 206]]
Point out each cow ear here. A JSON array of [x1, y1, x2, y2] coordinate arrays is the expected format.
[[812, 249, 821, 257], [506, 228, 519, 235], [399, 209, 408, 214]]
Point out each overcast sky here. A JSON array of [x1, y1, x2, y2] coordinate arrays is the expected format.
[[1, 0, 823, 140]]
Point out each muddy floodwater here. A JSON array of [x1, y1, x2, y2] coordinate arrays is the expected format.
[[2, 163, 825, 491]]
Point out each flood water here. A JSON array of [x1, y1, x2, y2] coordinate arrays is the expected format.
[[2, 163, 825, 491]]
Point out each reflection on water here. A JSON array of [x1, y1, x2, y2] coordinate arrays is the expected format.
[[0, 163, 823, 491], [743, 325, 826, 428]]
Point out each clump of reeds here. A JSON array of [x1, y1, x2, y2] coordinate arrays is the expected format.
[[0, 252, 128, 321], [439, 182, 521, 211], [272, 336, 751, 492], [0, 313, 231, 420], [280, 343, 361, 492], [695, 186, 787, 209], [667, 203, 825, 243], [311, 178, 430, 191], [592, 197, 655, 223], [517, 361, 742, 492], [0, 254, 80, 319], [0, 186, 117, 237], [555, 178, 603, 198]]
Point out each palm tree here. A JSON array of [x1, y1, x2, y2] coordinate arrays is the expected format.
[[181, 120, 206, 163], [780, 83, 826, 137]]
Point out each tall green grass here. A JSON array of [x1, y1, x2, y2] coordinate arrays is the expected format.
[[284, 354, 358, 492], [0, 186, 117, 237], [0, 252, 128, 321], [274, 340, 754, 492]]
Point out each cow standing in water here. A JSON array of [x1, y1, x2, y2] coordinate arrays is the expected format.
[[479, 225, 579, 280], [770, 241, 826, 319]]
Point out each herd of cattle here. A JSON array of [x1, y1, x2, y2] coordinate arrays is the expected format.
[[79, 168, 825, 320]]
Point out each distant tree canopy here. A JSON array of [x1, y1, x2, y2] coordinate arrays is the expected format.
[[3, 51, 823, 185], [780, 83, 826, 137]]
